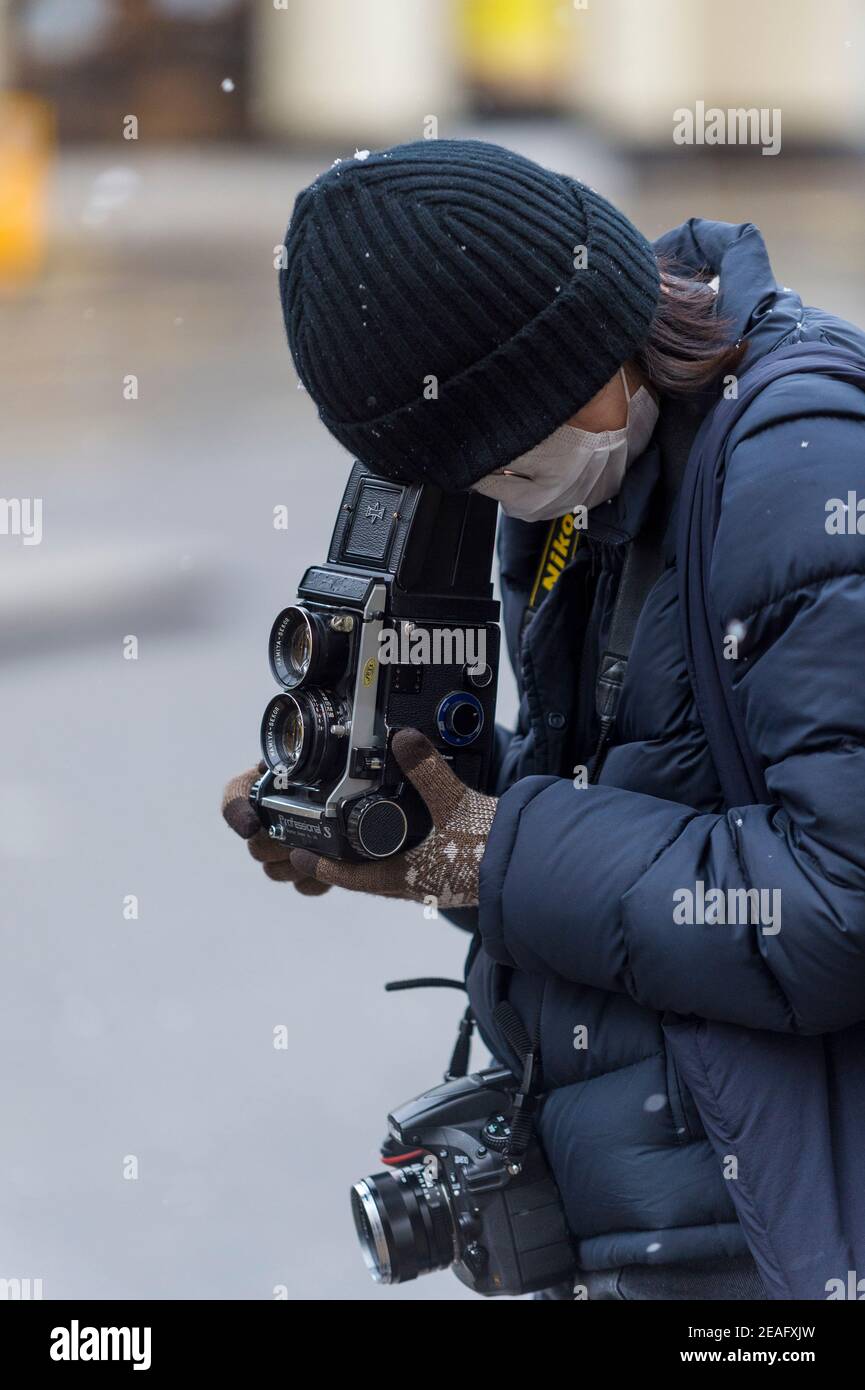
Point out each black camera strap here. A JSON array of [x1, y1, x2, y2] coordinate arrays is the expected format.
[[384, 976, 476, 1080], [589, 527, 666, 782], [491, 1000, 541, 1162], [384, 979, 538, 1156], [589, 400, 700, 783], [447, 1006, 476, 1080]]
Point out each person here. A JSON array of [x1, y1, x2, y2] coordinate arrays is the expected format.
[[223, 140, 865, 1300]]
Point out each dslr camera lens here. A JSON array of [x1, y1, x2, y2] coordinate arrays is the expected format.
[[351, 1167, 454, 1285]]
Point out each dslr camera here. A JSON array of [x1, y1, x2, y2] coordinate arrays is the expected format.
[[351, 1066, 576, 1296], [251, 461, 500, 860]]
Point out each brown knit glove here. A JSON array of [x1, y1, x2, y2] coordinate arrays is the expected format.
[[221, 762, 331, 895], [290, 729, 497, 908]]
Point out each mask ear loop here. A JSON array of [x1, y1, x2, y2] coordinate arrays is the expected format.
[[620, 364, 632, 416]]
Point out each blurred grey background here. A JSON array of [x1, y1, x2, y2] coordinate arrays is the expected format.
[[1, 0, 864, 1300]]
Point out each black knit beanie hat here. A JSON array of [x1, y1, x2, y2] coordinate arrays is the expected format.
[[280, 139, 660, 492]]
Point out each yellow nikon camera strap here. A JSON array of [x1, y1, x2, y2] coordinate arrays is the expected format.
[[528, 511, 581, 611]]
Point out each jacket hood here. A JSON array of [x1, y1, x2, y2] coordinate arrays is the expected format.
[[653, 217, 825, 365]]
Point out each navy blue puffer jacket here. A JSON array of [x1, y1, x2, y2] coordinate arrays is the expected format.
[[467, 219, 865, 1278]]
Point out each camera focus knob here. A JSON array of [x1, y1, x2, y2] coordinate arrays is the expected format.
[[346, 795, 409, 859], [435, 691, 485, 747]]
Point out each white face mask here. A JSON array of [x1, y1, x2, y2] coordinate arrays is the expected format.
[[472, 367, 659, 522]]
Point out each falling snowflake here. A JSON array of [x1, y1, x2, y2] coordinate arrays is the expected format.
[[801, 440, 809, 448], [221, 77, 235, 93], [643, 1094, 668, 1113], [81, 166, 140, 226]]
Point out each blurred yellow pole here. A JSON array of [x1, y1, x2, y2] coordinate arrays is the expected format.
[[0, 93, 53, 287], [458, 0, 571, 104]]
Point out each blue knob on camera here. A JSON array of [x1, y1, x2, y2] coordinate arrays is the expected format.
[[436, 691, 485, 747]]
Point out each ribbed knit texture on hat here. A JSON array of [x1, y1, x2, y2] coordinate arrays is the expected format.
[[280, 140, 660, 491]]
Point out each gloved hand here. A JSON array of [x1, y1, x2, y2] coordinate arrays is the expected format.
[[221, 762, 331, 895], [289, 728, 497, 909]]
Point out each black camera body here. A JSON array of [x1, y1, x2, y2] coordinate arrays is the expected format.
[[351, 1068, 576, 1297], [251, 462, 500, 861]]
